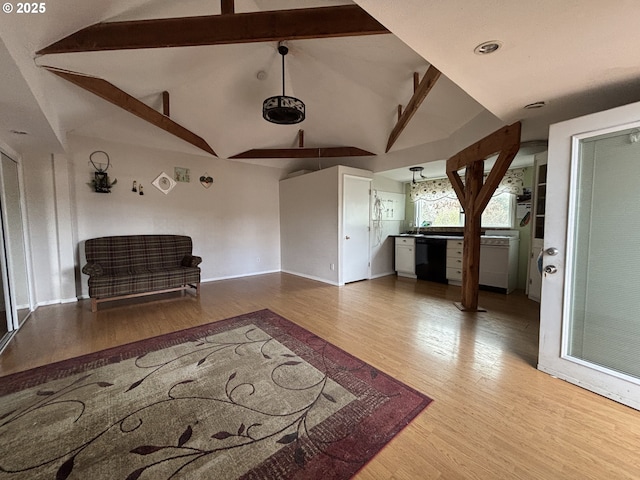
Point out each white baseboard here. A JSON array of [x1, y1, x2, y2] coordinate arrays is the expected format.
[[39, 270, 332, 306], [201, 269, 281, 283], [36, 297, 79, 307], [280, 270, 340, 286], [370, 271, 395, 279]]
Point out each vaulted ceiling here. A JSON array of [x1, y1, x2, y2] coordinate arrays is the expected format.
[[1, 0, 639, 180]]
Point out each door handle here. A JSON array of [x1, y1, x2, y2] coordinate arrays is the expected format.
[[538, 247, 560, 274], [544, 265, 557, 274]]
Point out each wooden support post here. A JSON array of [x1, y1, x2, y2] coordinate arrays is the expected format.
[[446, 122, 521, 312], [162, 91, 170, 117], [298, 129, 304, 148], [397, 105, 403, 120], [458, 160, 485, 312], [221, 0, 234, 15]]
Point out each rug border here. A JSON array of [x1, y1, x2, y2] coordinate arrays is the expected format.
[[1, 309, 432, 406], [1, 308, 434, 479], [0, 309, 275, 394]]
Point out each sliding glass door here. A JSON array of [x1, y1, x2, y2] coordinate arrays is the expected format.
[[0, 151, 31, 350]]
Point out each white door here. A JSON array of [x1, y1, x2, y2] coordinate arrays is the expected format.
[[538, 101, 640, 410], [342, 175, 371, 284]]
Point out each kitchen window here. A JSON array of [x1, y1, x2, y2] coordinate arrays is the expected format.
[[410, 168, 524, 228]]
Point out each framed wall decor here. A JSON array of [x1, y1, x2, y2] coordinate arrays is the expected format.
[[152, 172, 177, 194], [174, 167, 190, 182], [199, 173, 214, 188]]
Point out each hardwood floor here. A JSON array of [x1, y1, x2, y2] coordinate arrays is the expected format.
[[1, 273, 639, 479]]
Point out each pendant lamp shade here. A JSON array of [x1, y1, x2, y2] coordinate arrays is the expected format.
[[263, 45, 305, 125]]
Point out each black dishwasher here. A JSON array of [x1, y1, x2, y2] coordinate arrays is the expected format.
[[415, 237, 448, 283]]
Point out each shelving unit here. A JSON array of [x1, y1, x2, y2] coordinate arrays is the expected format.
[[528, 152, 548, 302], [534, 163, 547, 239]]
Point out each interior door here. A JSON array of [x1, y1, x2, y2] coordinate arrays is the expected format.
[[538, 102, 640, 410], [342, 175, 371, 284]]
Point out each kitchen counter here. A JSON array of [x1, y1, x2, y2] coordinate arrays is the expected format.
[[392, 233, 520, 292], [392, 234, 463, 240], [392, 234, 517, 241]]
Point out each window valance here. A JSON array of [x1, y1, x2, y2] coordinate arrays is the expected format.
[[409, 167, 525, 202]]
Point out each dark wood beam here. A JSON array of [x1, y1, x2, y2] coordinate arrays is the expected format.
[[46, 68, 216, 156], [221, 0, 234, 15], [474, 141, 520, 217], [231, 146, 375, 159], [457, 160, 484, 312], [385, 65, 441, 153], [447, 122, 521, 173], [298, 129, 304, 148], [446, 122, 521, 311], [162, 91, 170, 117], [37, 5, 389, 55]]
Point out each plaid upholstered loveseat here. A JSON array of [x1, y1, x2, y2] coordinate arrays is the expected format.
[[82, 235, 202, 311]]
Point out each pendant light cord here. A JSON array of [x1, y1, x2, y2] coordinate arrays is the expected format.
[[281, 50, 285, 97]]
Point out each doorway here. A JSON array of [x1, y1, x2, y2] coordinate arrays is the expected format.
[[342, 175, 371, 284], [538, 103, 640, 410]]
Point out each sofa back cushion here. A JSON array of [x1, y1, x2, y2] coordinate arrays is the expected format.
[[85, 235, 193, 273]]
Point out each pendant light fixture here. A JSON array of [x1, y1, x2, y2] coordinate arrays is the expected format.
[[263, 43, 305, 125], [410, 166, 426, 184]]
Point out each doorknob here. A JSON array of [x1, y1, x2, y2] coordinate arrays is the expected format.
[[345, 235, 350, 240], [545, 247, 559, 256], [544, 265, 557, 274]]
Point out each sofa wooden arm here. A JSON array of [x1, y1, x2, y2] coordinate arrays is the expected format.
[[181, 255, 202, 268], [82, 262, 104, 276]]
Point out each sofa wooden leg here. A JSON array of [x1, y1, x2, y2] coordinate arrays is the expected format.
[[91, 298, 98, 312], [196, 283, 201, 296]]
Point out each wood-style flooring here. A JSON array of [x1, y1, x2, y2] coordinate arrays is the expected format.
[[1, 273, 638, 479]]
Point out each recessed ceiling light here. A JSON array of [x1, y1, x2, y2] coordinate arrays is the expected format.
[[9, 129, 28, 135], [524, 101, 546, 110], [474, 41, 502, 55]]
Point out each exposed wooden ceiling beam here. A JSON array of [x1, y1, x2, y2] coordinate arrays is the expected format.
[[447, 122, 521, 173], [162, 91, 170, 117], [36, 5, 389, 55], [231, 146, 375, 159], [46, 68, 216, 156], [385, 65, 441, 153]]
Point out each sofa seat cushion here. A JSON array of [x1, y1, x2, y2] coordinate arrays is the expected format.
[[88, 267, 200, 298]]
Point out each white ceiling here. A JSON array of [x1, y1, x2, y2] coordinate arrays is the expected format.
[[1, 0, 639, 183]]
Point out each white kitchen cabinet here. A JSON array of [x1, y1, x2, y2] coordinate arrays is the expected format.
[[395, 237, 416, 278], [446, 239, 464, 284], [446, 237, 519, 293], [479, 242, 520, 293]]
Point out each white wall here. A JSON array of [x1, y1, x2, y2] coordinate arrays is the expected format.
[[280, 165, 373, 285], [22, 135, 283, 304], [280, 167, 340, 284], [370, 175, 405, 278], [22, 151, 64, 303]]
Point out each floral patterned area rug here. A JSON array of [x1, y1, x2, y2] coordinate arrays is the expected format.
[[0, 309, 432, 479]]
